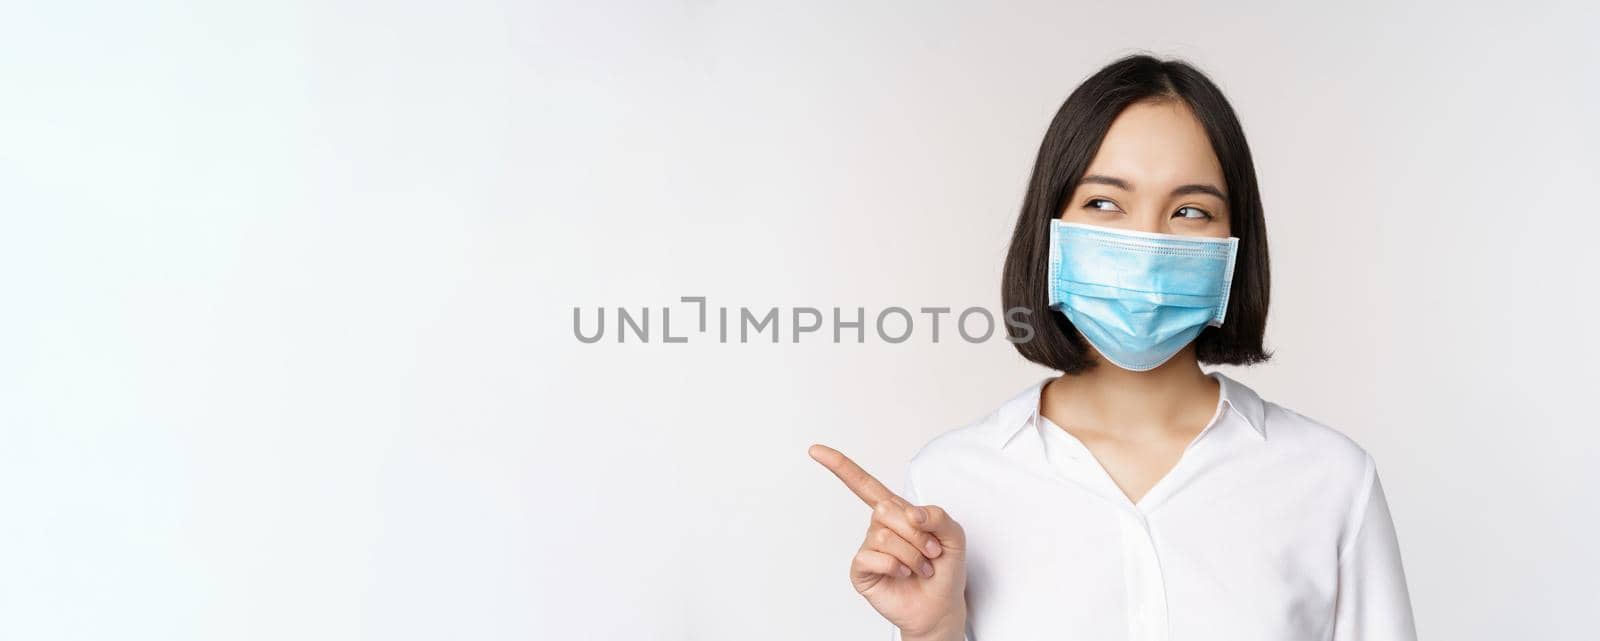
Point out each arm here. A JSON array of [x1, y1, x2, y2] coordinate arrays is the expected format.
[[807, 445, 968, 641], [1332, 456, 1418, 640], [888, 469, 967, 641]]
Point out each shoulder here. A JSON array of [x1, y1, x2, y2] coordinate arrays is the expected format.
[[1252, 396, 1380, 508], [1262, 400, 1375, 472], [1251, 395, 1395, 554], [906, 407, 1004, 475], [1217, 371, 1377, 479], [902, 379, 1049, 488]]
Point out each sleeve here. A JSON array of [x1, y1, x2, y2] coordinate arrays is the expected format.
[[1332, 457, 1418, 641]]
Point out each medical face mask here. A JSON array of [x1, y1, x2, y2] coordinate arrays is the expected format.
[[1046, 220, 1239, 371]]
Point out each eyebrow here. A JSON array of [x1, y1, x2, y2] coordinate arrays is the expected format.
[[1079, 174, 1132, 190], [1171, 183, 1228, 200], [1080, 174, 1228, 200]]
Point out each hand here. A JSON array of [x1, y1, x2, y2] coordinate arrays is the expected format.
[[809, 444, 967, 641]]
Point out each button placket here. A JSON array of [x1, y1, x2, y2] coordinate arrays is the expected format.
[[1119, 507, 1168, 641]]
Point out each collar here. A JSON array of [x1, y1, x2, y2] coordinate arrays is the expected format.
[[990, 371, 1268, 448], [1213, 371, 1268, 440]]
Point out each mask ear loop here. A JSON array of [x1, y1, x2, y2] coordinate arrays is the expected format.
[[1210, 238, 1241, 327]]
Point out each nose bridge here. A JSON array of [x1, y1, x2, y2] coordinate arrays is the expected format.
[[1131, 201, 1166, 234]]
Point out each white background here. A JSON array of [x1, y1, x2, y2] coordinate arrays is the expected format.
[[3, 1, 1598, 639]]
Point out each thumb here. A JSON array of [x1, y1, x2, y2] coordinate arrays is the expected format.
[[908, 504, 965, 552]]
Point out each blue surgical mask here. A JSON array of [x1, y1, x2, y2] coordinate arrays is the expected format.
[[1047, 220, 1239, 371]]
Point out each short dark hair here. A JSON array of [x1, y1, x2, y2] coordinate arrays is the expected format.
[[1002, 55, 1271, 373]]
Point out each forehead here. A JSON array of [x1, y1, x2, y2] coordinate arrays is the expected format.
[[1086, 99, 1224, 187]]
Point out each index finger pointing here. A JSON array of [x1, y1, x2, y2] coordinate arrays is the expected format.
[[808, 444, 897, 507]]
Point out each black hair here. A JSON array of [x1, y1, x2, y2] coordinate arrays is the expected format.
[[1002, 54, 1271, 373]]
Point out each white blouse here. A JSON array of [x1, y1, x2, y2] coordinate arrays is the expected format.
[[893, 373, 1416, 641]]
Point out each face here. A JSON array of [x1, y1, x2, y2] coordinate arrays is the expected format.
[[1059, 99, 1232, 238]]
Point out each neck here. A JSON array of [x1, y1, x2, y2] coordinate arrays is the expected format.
[[1042, 346, 1218, 435]]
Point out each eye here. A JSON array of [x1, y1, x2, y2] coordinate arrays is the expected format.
[[1084, 198, 1123, 213], [1173, 206, 1213, 220]]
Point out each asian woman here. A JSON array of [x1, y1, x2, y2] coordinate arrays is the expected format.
[[810, 55, 1416, 641]]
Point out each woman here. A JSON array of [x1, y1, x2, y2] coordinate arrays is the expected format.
[[810, 55, 1416, 641]]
